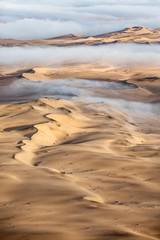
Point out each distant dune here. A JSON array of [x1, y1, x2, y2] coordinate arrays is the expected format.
[[0, 26, 160, 47]]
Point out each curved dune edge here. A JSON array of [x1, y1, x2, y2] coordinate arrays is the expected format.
[[0, 98, 160, 240], [1, 63, 160, 103], [21, 64, 160, 103]]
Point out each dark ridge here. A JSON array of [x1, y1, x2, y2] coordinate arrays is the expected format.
[[34, 161, 41, 166], [4, 121, 48, 132], [4, 124, 36, 132], [121, 80, 138, 89], [0, 68, 35, 81], [17, 69, 35, 79], [46, 33, 83, 40], [57, 107, 71, 114], [144, 77, 159, 81]]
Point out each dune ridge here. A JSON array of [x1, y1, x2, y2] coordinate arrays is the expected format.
[[0, 26, 160, 47], [8, 65, 160, 102], [0, 98, 160, 240]]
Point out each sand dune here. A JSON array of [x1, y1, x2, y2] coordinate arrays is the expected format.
[[0, 97, 160, 240], [0, 26, 160, 47], [1, 64, 159, 103], [0, 23, 160, 240]]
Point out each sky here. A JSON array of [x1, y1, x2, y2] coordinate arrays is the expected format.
[[0, 0, 160, 39]]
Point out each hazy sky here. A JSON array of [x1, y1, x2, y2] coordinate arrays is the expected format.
[[0, 0, 160, 39]]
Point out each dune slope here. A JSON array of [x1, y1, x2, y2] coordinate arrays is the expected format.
[[0, 98, 160, 240]]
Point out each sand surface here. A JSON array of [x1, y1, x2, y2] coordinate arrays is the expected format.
[[0, 95, 160, 240]]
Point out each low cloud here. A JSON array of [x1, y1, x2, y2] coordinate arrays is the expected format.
[[0, 44, 160, 67], [0, 77, 159, 115], [0, 0, 160, 39]]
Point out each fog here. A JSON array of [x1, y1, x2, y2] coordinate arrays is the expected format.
[[0, 78, 135, 99], [0, 44, 160, 67], [0, 0, 160, 39], [0, 1, 159, 115], [0, 78, 159, 115]]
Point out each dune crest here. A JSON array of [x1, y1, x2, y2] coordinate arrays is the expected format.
[[0, 26, 160, 47]]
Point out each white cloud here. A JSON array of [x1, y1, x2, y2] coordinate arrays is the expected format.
[[1, 77, 160, 115], [0, 44, 160, 67], [0, 0, 160, 39]]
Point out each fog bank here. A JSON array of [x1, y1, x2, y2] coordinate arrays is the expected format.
[[0, 0, 160, 39], [0, 44, 160, 67], [0, 78, 159, 115]]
